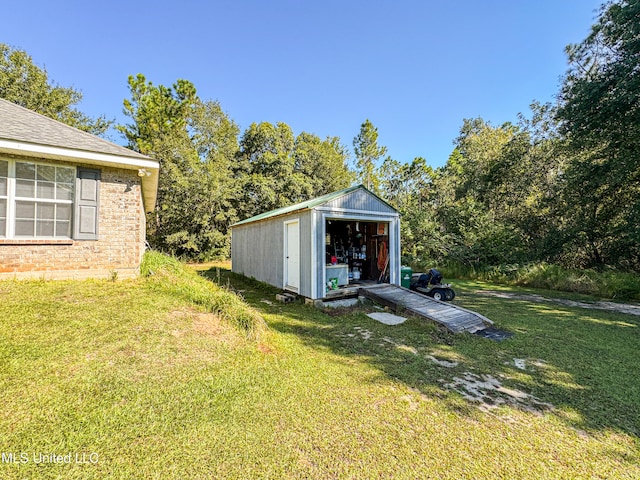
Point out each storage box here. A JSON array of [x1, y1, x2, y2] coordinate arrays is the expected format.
[[326, 264, 349, 286]]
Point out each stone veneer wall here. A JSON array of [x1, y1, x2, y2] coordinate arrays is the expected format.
[[0, 160, 146, 280]]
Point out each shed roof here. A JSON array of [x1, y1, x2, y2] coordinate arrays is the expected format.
[[0, 98, 159, 211], [232, 184, 397, 227]]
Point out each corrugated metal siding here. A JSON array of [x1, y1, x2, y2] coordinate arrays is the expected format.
[[323, 189, 396, 214], [232, 219, 284, 288], [231, 211, 314, 297], [313, 210, 325, 299], [298, 211, 313, 297]]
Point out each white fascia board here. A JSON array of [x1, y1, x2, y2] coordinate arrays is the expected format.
[[0, 139, 159, 212], [319, 212, 399, 223], [0, 139, 159, 170], [314, 206, 399, 219]]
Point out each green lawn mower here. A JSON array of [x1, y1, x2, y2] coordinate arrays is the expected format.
[[409, 268, 456, 301]]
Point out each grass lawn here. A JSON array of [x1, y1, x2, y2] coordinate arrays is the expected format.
[[0, 260, 638, 479]]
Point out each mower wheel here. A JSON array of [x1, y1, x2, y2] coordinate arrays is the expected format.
[[445, 289, 456, 301], [430, 289, 445, 301]]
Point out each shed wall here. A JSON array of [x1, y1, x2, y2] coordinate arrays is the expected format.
[[231, 211, 313, 297]]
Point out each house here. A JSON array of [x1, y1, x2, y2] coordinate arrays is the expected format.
[[0, 98, 158, 279], [231, 185, 401, 300]]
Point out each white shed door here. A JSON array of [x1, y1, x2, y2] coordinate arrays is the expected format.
[[284, 220, 300, 292]]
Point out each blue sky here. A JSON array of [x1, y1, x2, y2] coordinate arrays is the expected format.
[[5, 0, 602, 168]]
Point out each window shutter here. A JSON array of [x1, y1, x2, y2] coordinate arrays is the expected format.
[[74, 168, 100, 240]]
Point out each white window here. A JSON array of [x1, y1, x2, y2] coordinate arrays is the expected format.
[[0, 159, 97, 240]]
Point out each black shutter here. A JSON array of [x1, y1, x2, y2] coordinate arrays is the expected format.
[[74, 168, 100, 240]]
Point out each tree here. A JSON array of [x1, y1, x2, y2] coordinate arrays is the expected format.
[[0, 43, 110, 136], [353, 119, 387, 191], [379, 157, 445, 266], [428, 107, 570, 268], [559, 0, 640, 151], [119, 74, 197, 157], [556, 0, 640, 270], [118, 74, 240, 259], [234, 122, 354, 220], [233, 121, 302, 219], [293, 132, 353, 196], [451, 117, 517, 206]]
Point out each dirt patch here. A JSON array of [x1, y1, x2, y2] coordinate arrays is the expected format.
[[192, 313, 225, 336], [353, 326, 373, 340], [442, 372, 554, 414], [256, 343, 276, 354], [427, 355, 458, 368], [476, 290, 640, 316], [169, 307, 239, 343]]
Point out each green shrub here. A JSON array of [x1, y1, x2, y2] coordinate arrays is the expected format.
[[141, 251, 267, 338], [437, 260, 640, 301]]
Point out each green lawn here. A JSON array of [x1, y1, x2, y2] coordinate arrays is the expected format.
[[0, 261, 638, 479]]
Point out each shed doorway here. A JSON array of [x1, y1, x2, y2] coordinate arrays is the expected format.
[[324, 219, 389, 295]]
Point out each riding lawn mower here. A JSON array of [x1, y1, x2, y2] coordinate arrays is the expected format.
[[409, 268, 456, 301]]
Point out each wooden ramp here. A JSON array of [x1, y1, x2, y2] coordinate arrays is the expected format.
[[359, 284, 493, 333]]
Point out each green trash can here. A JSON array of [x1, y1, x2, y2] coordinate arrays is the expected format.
[[401, 266, 413, 288]]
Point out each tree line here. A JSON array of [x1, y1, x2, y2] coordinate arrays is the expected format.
[[1, 0, 638, 272]]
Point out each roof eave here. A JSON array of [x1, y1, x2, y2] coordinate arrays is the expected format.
[[0, 138, 159, 212], [231, 206, 311, 227]]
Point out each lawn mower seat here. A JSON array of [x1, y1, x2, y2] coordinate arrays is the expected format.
[[416, 268, 443, 287]]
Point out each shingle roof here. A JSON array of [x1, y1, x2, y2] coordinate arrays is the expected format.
[[231, 184, 396, 227], [0, 98, 151, 161]]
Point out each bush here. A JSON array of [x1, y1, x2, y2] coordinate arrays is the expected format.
[[438, 260, 640, 301], [141, 251, 267, 338]]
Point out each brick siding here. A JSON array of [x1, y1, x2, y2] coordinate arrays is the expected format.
[[0, 160, 147, 280]]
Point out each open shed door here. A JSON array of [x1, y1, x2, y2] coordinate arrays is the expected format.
[[284, 220, 300, 292]]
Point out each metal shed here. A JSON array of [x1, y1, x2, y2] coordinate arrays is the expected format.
[[231, 185, 401, 300]]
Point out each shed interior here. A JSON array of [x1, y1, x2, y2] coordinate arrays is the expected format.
[[325, 220, 389, 290]]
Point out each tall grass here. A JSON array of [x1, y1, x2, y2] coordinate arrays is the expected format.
[[439, 261, 640, 301], [141, 251, 267, 338]]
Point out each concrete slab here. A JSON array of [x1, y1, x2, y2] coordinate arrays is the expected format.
[[322, 298, 360, 308], [367, 312, 407, 325]]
